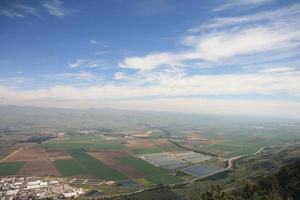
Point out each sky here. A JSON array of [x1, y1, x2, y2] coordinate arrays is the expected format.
[[0, 0, 300, 118]]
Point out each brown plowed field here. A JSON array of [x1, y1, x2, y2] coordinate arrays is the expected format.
[[46, 150, 72, 161], [155, 139, 171, 146], [4, 146, 61, 176], [88, 151, 145, 179], [4, 147, 50, 162], [18, 161, 61, 176]]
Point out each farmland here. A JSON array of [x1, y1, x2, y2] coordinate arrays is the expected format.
[[54, 159, 87, 177], [66, 149, 128, 180], [118, 156, 183, 184], [0, 162, 25, 176], [88, 151, 145, 179], [1, 106, 300, 198]]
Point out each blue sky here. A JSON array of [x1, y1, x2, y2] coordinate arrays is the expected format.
[[0, 0, 300, 118]]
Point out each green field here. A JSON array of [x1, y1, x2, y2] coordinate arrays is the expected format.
[[54, 159, 87, 177], [146, 174, 182, 184], [66, 149, 127, 180], [130, 144, 183, 155], [40, 135, 126, 151], [118, 156, 182, 184], [207, 142, 265, 158], [130, 147, 163, 154], [0, 162, 25, 176], [119, 156, 165, 176]]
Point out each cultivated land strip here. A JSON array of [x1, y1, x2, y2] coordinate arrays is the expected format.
[[0, 147, 23, 163]]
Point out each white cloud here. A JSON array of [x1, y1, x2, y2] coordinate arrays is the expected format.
[[0, 4, 39, 18], [89, 39, 109, 47], [1, 70, 300, 100], [119, 4, 300, 70], [258, 67, 295, 73], [89, 39, 97, 44], [185, 26, 300, 61], [47, 72, 96, 80], [120, 25, 300, 70], [189, 3, 300, 32], [43, 0, 70, 17], [114, 72, 125, 80], [68, 59, 85, 68], [120, 52, 186, 70], [214, 0, 272, 12], [95, 51, 110, 55], [68, 59, 101, 68], [1, 69, 300, 118]]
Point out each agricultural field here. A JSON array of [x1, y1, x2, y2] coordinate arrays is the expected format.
[[2, 145, 61, 176], [66, 149, 128, 180], [54, 159, 87, 177], [0, 162, 25, 176], [206, 142, 266, 158], [118, 156, 183, 185], [88, 151, 145, 179]]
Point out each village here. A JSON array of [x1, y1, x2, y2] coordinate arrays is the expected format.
[[0, 176, 85, 199]]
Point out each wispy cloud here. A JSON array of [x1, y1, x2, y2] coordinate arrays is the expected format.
[[68, 59, 104, 68], [89, 39, 98, 44], [95, 51, 110, 55], [47, 72, 96, 80], [214, 0, 272, 12], [0, 4, 39, 18], [129, 0, 173, 15], [190, 3, 300, 31], [120, 3, 300, 71], [89, 39, 109, 48], [43, 0, 70, 17], [258, 67, 295, 73]]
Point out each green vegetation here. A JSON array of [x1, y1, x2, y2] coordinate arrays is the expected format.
[[41, 135, 126, 151], [146, 174, 182, 184], [67, 149, 127, 180], [119, 156, 166, 176], [175, 171, 196, 181], [54, 159, 87, 177], [157, 143, 184, 152], [119, 156, 182, 184], [207, 142, 265, 158], [0, 162, 25, 176], [130, 147, 163, 154]]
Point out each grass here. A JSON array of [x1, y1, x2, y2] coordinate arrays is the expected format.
[[54, 159, 87, 177], [225, 144, 264, 158], [146, 174, 182, 184], [175, 171, 196, 181], [67, 149, 127, 180], [0, 162, 25, 176], [208, 143, 245, 152], [119, 156, 166, 176], [40, 137, 126, 151], [208, 142, 265, 158], [119, 156, 183, 184], [135, 178, 152, 186], [157, 143, 184, 152], [130, 147, 163, 154]]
